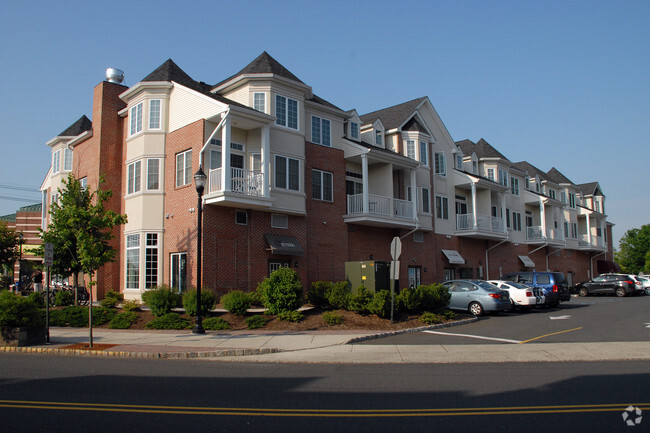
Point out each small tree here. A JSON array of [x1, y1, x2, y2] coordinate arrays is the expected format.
[[257, 267, 303, 314], [615, 225, 650, 274], [0, 221, 20, 272]]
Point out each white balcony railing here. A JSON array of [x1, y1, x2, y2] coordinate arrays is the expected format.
[[347, 194, 415, 220], [578, 234, 606, 248], [456, 213, 505, 233], [526, 225, 544, 240], [208, 168, 264, 197]]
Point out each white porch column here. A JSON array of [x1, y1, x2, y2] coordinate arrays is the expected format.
[[539, 197, 547, 239], [471, 182, 478, 229], [586, 213, 592, 245], [410, 168, 417, 219], [362, 153, 369, 214], [261, 125, 270, 198], [221, 117, 231, 191], [500, 192, 507, 233]]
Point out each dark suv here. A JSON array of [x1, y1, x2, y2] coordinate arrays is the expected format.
[[500, 271, 570, 307], [575, 274, 636, 297]]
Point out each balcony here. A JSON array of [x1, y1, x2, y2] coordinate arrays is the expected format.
[[526, 226, 564, 246], [204, 167, 272, 209], [344, 194, 417, 228], [455, 213, 507, 240], [578, 234, 607, 251]]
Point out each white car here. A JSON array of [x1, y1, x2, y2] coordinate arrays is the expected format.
[[487, 280, 545, 310], [637, 276, 650, 295]]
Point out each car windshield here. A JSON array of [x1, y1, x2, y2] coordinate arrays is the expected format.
[[508, 282, 530, 289], [477, 281, 499, 291]]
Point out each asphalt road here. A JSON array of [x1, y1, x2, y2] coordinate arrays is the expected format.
[[362, 294, 650, 345], [0, 354, 648, 432]]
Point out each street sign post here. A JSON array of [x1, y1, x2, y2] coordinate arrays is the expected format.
[[389, 237, 402, 323], [43, 243, 53, 344]]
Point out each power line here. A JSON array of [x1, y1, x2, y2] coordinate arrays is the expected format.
[[0, 183, 41, 193], [0, 195, 41, 203]]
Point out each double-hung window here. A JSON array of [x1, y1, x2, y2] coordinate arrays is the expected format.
[[549, 189, 556, 200], [311, 116, 331, 147], [127, 161, 141, 195], [130, 102, 143, 136], [312, 169, 333, 201], [375, 130, 383, 146], [275, 95, 298, 130], [499, 169, 508, 187], [126, 234, 140, 290], [434, 152, 446, 176], [419, 142, 428, 166], [275, 155, 300, 191], [511, 177, 519, 195], [455, 154, 463, 169], [53, 150, 60, 174], [571, 222, 578, 239], [63, 149, 73, 171], [254, 93, 266, 113], [487, 168, 495, 181], [175, 150, 192, 187], [149, 100, 161, 130], [569, 193, 576, 208], [406, 140, 416, 159], [512, 212, 522, 231], [435, 195, 449, 220], [147, 159, 160, 190], [350, 122, 359, 139], [421, 187, 431, 213], [145, 233, 158, 289]]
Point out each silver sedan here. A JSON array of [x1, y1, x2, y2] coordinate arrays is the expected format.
[[442, 279, 511, 316]]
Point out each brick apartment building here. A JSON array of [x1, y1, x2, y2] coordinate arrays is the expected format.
[[1, 203, 43, 288], [40, 52, 615, 300]]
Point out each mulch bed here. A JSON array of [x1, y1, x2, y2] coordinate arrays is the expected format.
[[60, 343, 118, 351]]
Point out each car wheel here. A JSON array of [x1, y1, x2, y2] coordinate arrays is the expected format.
[[615, 287, 627, 297], [578, 287, 589, 297], [469, 302, 483, 316], [645, 288, 650, 296]]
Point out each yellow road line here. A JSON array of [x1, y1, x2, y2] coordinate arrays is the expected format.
[[0, 400, 647, 418], [519, 327, 583, 344]]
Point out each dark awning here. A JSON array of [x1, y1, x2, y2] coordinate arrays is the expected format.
[[597, 260, 620, 274], [265, 234, 304, 256]]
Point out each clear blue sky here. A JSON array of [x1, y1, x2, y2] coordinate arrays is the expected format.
[[1, 0, 648, 250]]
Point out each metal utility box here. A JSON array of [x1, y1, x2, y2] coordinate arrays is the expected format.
[[345, 261, 391, 293]]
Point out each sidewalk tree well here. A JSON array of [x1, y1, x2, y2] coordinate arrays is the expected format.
[[38, 173, 127, 347], [0, 221, 20, 271]]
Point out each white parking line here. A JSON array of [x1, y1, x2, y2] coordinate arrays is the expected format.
[[423, 330, 521, 344]]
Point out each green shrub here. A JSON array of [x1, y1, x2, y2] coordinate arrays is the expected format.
[[92, 307, 116, 325], [322, 311, 343, 326], [277, 310, 303, 322], [142, 286, 181, 317], [27, 291, 45, 309], [0, 291, 44, 329], [121, 299, 141, 312], [416, 284, 451, 312], [203, 317, 231, 330], [349, 285, 373, 314], [58, 306, 115, 327], [419, 311, 444, 325], [247, 290, 263, 307], [442, 310, 455, 319], [245, 314, 267, 329], [326, 281, 351, 310], [145, 313, 190, 330], [48, 309, 67, 326], [307, 281, 331, 308], [221, 290, 251, 315], [54, 290, 73, 307], [396, 286, 420, 312], [368, 289, 392, 318], [257, 267, 303, 314], [182, 289, 217, 316], [100, 290, 124, 308], [108, 311, 138, 329]]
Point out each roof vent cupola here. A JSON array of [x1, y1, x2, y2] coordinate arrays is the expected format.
[[105, 68, 124, 84]]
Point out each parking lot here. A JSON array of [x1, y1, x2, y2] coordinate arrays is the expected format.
[[361, 295, 650, 345]]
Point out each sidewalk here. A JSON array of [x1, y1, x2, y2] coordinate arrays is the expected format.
[[4, 324, 650, 364]]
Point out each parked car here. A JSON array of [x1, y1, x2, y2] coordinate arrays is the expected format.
[[487, 280, 545, 310], [500, 272, 570, 307], [637, 276, 650, 295], [625, 274, 646, 295], [575, 274, 636, 297], [441, 279, 510, 316]]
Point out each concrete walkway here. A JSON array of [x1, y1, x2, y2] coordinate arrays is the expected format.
[[3, 324, 650, 364]]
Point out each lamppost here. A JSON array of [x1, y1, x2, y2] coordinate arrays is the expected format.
[[193, 166, 207, 334], [17, 233, 24, 291]]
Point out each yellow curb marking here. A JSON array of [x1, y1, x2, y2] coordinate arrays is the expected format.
[[519, 327, 583, 344]]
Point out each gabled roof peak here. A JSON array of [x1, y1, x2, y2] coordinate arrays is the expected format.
[[214, 51, 304, 90], [359, 97, 428, 130], [141, 59, 211, 92], [58, 115, 92, 137]]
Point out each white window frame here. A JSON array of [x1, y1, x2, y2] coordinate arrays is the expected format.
[[254, 92, 266, 113], [435, 195, 449, 220], [147, 158, 160, 191], [274, 155, 300, 191], [569, 193, 576, 209], [170, 252, 187, 293], [350, 122, 359, 139], [311, 116, 331, 147], [487, 168, 495, 181], [126, 234, 140, 290], [455, 154, 463, 169], [434, 152, 446, 176], [149, 99, 161, 130], [499, 169, 509, 187], [511, 177, 519, 195], [312, 169, 333, 202], [275, 94, 298, 130], [406, 140, 416, 159], [512, 212, 522, 231], [375, 130, 383, 146], [145, 233, 159, 289], [52, 150, 60, 174], [549, 189, 556, 200], [421, 187, 431, 213], [571, 222, 578, 239], [63, 148, 73, 171], [176, 150, 192, 187], [80, 177, 87, 190], [130, 102, 143, 136], [419, 141, 428, 166], [127, 160, 141, 195]]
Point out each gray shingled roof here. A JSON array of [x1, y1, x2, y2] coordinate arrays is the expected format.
[[213, 51, 304, 90], [546, 167, 574, 185], [58, 115, 92, 137], [512, 161, 549, 180], [577, 182, 601, 196], [456, 139, 510, 160], [359, 97, 428, 130]]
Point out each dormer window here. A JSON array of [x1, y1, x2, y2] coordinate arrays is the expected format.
[[455, 154, 462, 169], [472, 161, 477, 173], [350, 122, 359, 140], [375, 130, 383, 146]]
